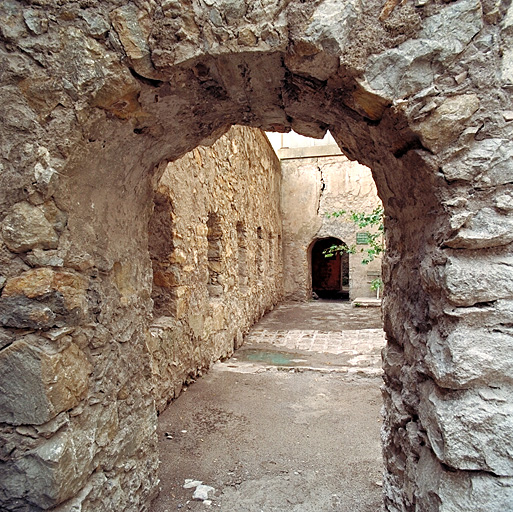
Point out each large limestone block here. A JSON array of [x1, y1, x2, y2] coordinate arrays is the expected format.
[[210, 0, 247, 25], [445, 207, 513, 249], [364, 0, 482, 100], [426, 327, 513, 388], [1, 201, 58, 253], [109, 5, 160, 80], [419, 383, 513, 475], [304, 0, 361, 52], [414, 95, 480, 153], [0, 267, 88, 328], [444, 298, 513, 330], [0, 403, 116, 510], [364, 39, 442, 100], [285, 0, 358, 81], [444, 253, 513, 306], [204, 301, 226, 335], [442, 138, 513, 186], [416, 448, 513, 511], [418, 0, 482, 63], [91, 63, 142, 120], [0, 339, 92, 425], [284, 49, 339, 82]]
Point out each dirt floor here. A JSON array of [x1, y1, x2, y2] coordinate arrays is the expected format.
[[151, 301, 385, 512]]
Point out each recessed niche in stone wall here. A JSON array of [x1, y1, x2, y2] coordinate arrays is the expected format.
[[269, 234, 275, 273], [207, 212, 223, 298], [146, 126, 283, 418], [237, 221, 248, 289], [149, 191, 178, 317], [256, 227, 264, 276]]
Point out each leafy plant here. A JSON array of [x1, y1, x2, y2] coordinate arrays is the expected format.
[[370, 277, 383, 299], [324, 205, 385, 296], [324, 205, 384, 265]]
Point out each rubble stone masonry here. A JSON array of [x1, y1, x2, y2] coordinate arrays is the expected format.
[[148, 126, 282, 414], [1, 0, 513, 510]]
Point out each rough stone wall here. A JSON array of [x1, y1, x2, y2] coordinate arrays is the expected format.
[[1, 1, 513, 511], [281, 153, 382, 300], [147, 126, 283, 413]]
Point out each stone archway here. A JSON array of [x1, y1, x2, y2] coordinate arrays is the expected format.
[[310, 237, 349, 299], [1, 1, 513, 510]]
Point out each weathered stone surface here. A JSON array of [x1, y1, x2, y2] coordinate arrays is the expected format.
[[110, 5, 157, 80], [290, 119, 328, 139], [23, 248, 64, 268], [442, 139, 513, 185], [351, 85, 390, 121], [0, 295, 57, 329], [0, 339, 91, 425], [364, 0, 482, 100], [419, 383, 513, 475], [23, 9, 48, 36], [0, 328, 13, 350], [418, 0, 483, 62], [0, 0, 511, 510], [2, 268, 86, 308], [302, 0, 360, 55], [284, 49, 339, 82], [414, 95, 480, 153], [445, 207, 513, 249], [426, 327, 513, 388], [0, 268, 88, 328], [416, 448, 513, 511], [444, 253, 513, 306], [364, 39, 442, 100], [495, 192, 513, 212], [1, 202, 58, 253], [0, 401, 117, 510]]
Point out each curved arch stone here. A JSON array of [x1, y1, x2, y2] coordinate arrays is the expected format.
[[1, 0, 512, 510]]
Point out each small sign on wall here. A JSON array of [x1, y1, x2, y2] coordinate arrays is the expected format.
[[367, 270, 381, 282], [356, 232, 370, 245]]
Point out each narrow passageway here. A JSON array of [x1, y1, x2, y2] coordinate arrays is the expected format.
[[152, 302, 385, 512]]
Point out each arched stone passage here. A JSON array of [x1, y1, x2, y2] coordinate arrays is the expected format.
[[1, 1, 513, 510], [310, 237, 349, 299]]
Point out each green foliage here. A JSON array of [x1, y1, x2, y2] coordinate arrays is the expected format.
[[370, 278, 383, 291], [325, 209, 346, 219], [323, 243, 355, 258], [370, 277, 383, 299], [323, 205, 384, 265]]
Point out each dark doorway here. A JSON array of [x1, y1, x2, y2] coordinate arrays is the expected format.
[[311, 237, 349, 300]]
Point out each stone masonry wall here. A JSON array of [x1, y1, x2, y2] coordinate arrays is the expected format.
[[147, 126, 283, 413], [1, 1, 513, 511], [281, 153, 382, 301]]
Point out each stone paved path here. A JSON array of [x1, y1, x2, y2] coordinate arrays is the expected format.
[[225, 301, 385, 377], [245, 328, 384, 355], [152, 301, 385, 512]]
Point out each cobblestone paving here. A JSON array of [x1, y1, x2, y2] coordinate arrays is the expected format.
[[245, 328, 385, 356], [228, 301, 386, 376]]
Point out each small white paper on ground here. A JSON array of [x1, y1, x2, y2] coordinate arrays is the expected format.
[[183, 479, 202, 489], [193, 484, 215, 501]]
